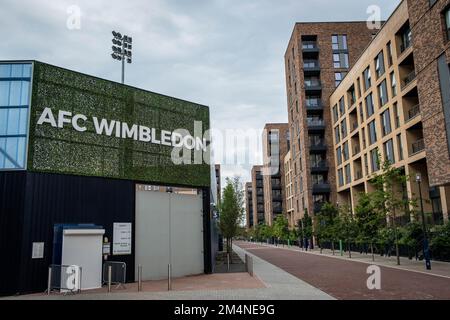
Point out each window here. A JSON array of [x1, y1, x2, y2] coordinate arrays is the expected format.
[[337, 146, 342, 165], [364, 153, 369, 175], [339, 97, 345, 115], [359, 103, 364, 123], [371, 148, 380, 172], [397, 134, 404, 161], [362, 127, 367, 148], [384, 139, 395, 163], [365, 93, 374, 117], [333, 105, 339, 123], [312, 174, 325, 184], [390, 72, 397, 97], [356, 78, 362, 98], [368, 120, 377, 145], [381, 109, 392, 136], [333, 53, 349, 68], [335, 72, 347, 87], [343, 141, 349, 161], [378, 80, 389, 106], [0, 63, 32, 170], [445, 8, 450, 40], [345, 164, 351, 184], [387, 41, 393, 66], [363, 67, 372, 91], [335, 126, 341, 144], [341, 119, 347, 138], [338, 169, 344, 186], [332, 35, 348, 50], [393, 103, 400, 128], [375, 51, 385, 78]]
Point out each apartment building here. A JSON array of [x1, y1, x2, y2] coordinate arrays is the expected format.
[[330, 0, 450, 224], [284, 150, 295, 227], [284, 22, 375, 227], [245, 182, 254, 229], [251, 165, 265, 226], [262, 123, 290, 226]]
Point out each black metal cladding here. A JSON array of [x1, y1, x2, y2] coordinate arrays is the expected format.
[[0, 171, 135, 295], [0, 171, 26, 296]]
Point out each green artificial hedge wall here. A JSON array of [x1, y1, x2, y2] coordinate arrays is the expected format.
[[27, 61, 211, 187]]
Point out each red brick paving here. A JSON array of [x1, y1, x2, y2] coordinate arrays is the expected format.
[[236, 242, 450, 300]]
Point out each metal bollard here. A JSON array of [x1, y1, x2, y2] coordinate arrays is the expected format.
[[47, 267, 52, 296], [107, 266, 112, 293], [138, 265, 142, 292], [168, 264, 172, 291]]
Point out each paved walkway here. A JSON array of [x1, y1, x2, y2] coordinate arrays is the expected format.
[[5, 245, 333, 300], [236, 241, 450, 300], [248, 241, 450, 278]]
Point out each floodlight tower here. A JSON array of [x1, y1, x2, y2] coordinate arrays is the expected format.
[[111, 31, 132, 84]]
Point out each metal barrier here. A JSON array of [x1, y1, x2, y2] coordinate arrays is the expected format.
[[46, 264, 82, 295], [102, 261, 126, 289], [245, 254, 254, 277]]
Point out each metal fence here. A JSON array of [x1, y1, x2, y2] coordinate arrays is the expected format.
[[47, 264, 82, 295], [102, 261, 127, 289]]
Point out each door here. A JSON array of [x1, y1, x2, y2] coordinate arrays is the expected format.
[[61, 229, 105, 290], [135, 188, 203, 281]]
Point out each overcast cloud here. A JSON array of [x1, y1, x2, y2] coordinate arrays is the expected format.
[[1, 0, 400, 184]]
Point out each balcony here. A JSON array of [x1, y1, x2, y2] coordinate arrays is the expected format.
[[303, 60, 321, 75], [402, 71, 416, 90], [302, 41, 319, 53], [411, 139, 425, 155], [307, 119, 325, 132], [355, 170, 363, 181], [311, 161, 329, 173], [312, 183, 331, 194], [405, 104, 420, 123], [353, 145, 361, 156], [304, 81, 322, 93], [306, 101, 323, 111], [309, 142, 327, 152]]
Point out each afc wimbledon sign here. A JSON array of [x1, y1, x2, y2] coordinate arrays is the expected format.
[[37, 107, 207, 152]]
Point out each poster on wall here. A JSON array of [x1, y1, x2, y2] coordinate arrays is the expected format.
[[113, 223, 132, 255]]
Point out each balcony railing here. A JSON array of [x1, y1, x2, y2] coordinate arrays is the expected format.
[[400, 39, 411, 54], [310, 160, 328, 169], [411, 139, 425, 155], [302, 42, 318, 50], [406, 104, 420, 122], [402, 71, 416, 89], [304, 61, 320, 68], [353, 145, 361, 156], [305, 81, 322, 90], [307, 119, 325, 126], [312, 183, 331, 194]]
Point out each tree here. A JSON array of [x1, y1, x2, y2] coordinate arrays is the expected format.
[[370, 158, 413, 265], [430, 221, 450, 261], [317, 202, 339, 254], [336, 204, 358, 258], [273, 215, 289, 243], [218, 177, 245, 261], [354, 193, 384, 261], [300, 210, 313, 250]]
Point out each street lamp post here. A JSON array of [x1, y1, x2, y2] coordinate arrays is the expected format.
[[416, 173, 431, 270], [111, 31, 133, 84]]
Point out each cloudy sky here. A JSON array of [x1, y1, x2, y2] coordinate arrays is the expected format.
[[1, 0, 399, 184]]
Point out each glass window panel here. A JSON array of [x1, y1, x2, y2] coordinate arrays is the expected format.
[[20, 81, 30, 105], [0, 109, 7, 135], [9, 81, 22, 105], [11, 65, 23, 78], [23, 64, 32, 78], [19, 108, 28, 134], [6, 109, 20, 135], [0, 65, 11, 78], [5, 137, 19, 168], [0, 82, 10, 105], [16, 137, 26, 168], [0, 138, 5, 167]]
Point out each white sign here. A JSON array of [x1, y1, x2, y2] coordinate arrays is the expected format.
[[36, 107, 207, 151], [113, 223, 132, 255], [32, 242, 44, 259], [103, 243, 111, 255]]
